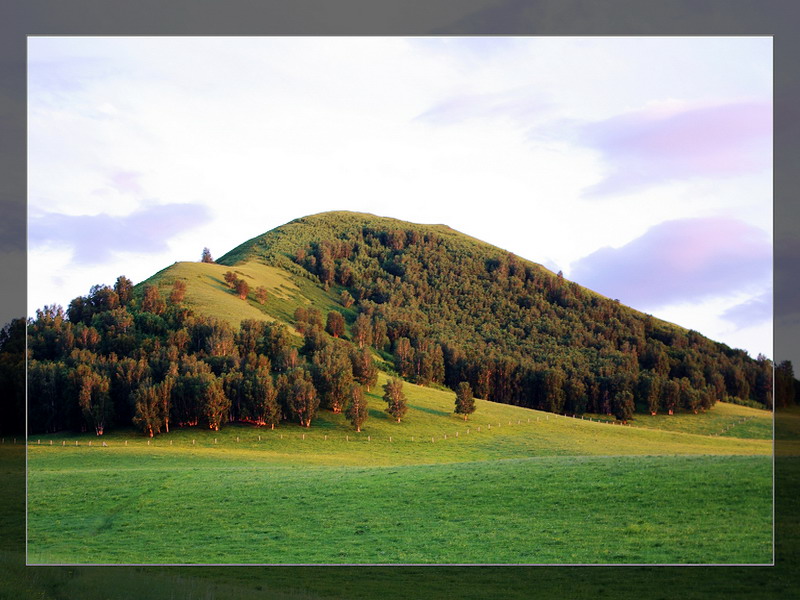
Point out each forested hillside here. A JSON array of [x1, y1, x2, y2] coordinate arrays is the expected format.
[[26, 211, 776, 436], [220, 211, 773, 415]]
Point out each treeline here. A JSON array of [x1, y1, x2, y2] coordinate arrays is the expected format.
[[272, 214, 774, 416], [27, 278, 378, 436]]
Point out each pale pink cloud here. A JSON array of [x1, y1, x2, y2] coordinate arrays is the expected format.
[[569, 218, 771, 309], [580, 102, 772, 196]]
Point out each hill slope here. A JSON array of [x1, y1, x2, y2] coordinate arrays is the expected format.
[[213, 211, 771, 416]]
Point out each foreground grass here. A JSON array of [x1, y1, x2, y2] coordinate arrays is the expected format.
[[26, 375, 774, 565], [27, 453, 771, 565]]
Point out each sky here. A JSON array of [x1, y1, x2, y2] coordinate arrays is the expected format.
[[27, 36, 773, 359]]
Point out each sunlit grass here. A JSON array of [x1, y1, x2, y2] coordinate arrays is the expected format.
[[26, 373, 773, 564], [587, 401, 772, 440]]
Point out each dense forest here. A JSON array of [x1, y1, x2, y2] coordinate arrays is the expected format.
[[221, 212, 775, 414], [26, 279, 383, 435], [20, 211, 790, 437]]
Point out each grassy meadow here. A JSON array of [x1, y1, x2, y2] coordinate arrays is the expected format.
[[141, 260, 352, 330], [27, 375, 772, 565]]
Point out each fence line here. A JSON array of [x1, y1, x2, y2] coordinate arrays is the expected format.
[[30, 408, 703, 449]]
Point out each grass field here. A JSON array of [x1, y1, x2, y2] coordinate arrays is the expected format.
[[587, 401, 773, 439], [26, 375, 773, 565]]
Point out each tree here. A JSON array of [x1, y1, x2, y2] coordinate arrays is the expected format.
[[637, 371, 661, 415], [141, 284, 165, 315], [350, 347, 378, 391], [74, 364, 112, 435], [302, 325, 328, 356], [612, 389, 635, 423], [201, 247, 214, 263], [383, 377, 407, 423], [285, 368, 319, 427], [326, 311, 346, 338], [662, 379, 680, 415], [223, 271, 238, 288], [311, 343, 354, 413], [679, 377, 701, 414], [157, 376, 175, 433], [255, 286, 268, 304], [454, 381, 475, 420], [340, 290, 355, 308], [202, 376, 230, 431], [114, 275, 134, 307], [776, 360, 797, 408], [133, 380, 162, 437], [346, 384, 369, 432], [393, 337, 414, 378], [235, 278, 250, 300], [352, 313, 372, 348], [246, 372, 281, 428], [169, 279, 187, 305]]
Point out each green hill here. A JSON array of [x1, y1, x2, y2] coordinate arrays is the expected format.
[[169, 210, 772, 416]]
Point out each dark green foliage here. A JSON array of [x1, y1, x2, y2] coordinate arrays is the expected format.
[[28, 280, 298, 436], [114, 275, 134, 306], [311, 342, 354, 413], [325, 310, 345, 338], [612, 389, 635, 423], [352, 313, 372, 348], [73, 363, 112, 435], [243, 369, 281, 428], [340, 289, 354, 308], [202, 376, 230, 431], [383, 377, 407, 423], [346, 384, 369, 431], [301, 325, 328, 355], [637, 371, 661, 415], [0, 318, 26, 434], [283, 368, 318, 427], [350, 347, 378, 391], [141, 284, 165, 315], [214, 211, 771, 415], [776, 360, 797, 407], [132, 380, 163, 437], [454, 381, 475, 420], [662, 379, 680, 415]]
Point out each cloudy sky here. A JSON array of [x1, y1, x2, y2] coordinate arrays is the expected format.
[[28, 36, 772, 358]]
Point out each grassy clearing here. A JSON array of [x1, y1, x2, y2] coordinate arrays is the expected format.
[[142, 260, 347, 330], [588, 402, 773, 440], [26, 375, 773, 565]]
